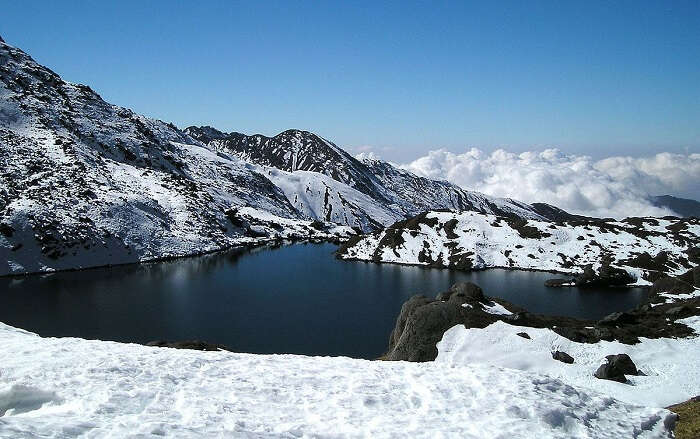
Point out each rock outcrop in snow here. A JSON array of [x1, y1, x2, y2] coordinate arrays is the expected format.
[[385, 269, 700, 364]]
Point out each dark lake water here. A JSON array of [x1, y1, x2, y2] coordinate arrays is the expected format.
[[0, 243, 648, 359]]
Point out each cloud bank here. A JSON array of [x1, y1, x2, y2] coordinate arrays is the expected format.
[[400, 149, 700, 219]]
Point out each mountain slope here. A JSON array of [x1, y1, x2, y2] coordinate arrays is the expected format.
[[0, 37, 351, 276], [185, 126, 388, 201], [187, 126, 570, 226]]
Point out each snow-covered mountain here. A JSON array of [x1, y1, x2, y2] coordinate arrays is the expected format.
[[0, 35, 651, 276], [337, 210, 700, 284], [186, 126, 586, 227], [0, 38, 353, 276]]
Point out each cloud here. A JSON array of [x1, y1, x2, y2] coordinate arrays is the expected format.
[[400, 149, 700, 218]]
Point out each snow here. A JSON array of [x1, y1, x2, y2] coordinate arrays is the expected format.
[[483, 301, 514, 315], [436, 317, 700, 408], [340, 210, 699, 279], [0, 322, 676, 438]]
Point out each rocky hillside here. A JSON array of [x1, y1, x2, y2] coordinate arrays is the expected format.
[[337, 210, 700, 284], [0, 37, 353, 276]]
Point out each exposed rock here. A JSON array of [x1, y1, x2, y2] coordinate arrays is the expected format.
[[597, 312, 637, 326], [385, 300, 465, 362], [544, 278, 574, 287], [442, 282, 485, 305], [594, 362, 627, 383], [516, 332, 531, 339], [552, 351, 574, 364], [388, 295, 432, 352], [575, 264, 635, 287], [594, 354, 639, 382]]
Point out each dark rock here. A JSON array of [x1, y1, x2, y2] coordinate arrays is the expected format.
[[516, 332, 531, 339], [648, 267, 700, 301], [594, 354, 639, 382], [597, 312, 637, 326], [447, 282, 485, 303], [605, 354, 639, 375], [666, 305, 693, 318], [575, 264, 635, 287], [0, 223, 14, 238], [385, 300, 464, 362], [594, 362, 627, 383], [552, 351, 574, 364], [388, 295, 432, 352], [544, 278, 573, 287]]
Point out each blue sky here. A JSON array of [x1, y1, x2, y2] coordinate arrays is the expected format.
[[2, 1, 698, 161]]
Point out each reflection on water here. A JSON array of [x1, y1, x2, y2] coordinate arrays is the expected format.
[[0, 243, 647, 359]]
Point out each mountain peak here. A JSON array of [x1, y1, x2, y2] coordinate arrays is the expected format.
[[184, 125, 228, 143]]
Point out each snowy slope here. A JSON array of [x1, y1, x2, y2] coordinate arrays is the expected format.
[[437, 317, 700, 408], [0, 38, 352, 276], [259, 166, 403, 230], [0, 322, 674, 438], [338, 210, 699, 283], [186, 126, 391, 201]]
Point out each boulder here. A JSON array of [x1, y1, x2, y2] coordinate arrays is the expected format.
[[552, 351, 574, 364], [594, 354, 639, 382]]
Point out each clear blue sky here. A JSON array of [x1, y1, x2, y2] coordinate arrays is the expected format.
[[2, 1, 698, 161]]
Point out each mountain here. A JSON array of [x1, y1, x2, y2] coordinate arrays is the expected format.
[[185, 126, 389, 202], [0, 37, 352, 276], [651, 195, 700, 218], [186, 126, 572, 225], [0, 35, 614, 276]]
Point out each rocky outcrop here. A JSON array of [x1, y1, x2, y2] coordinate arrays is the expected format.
[[384, 282, 517, 361], [385, 269, 700, 362], [574, 264, 635, 287], [552, 351, 575, 364], [594, 354, 640, 383]]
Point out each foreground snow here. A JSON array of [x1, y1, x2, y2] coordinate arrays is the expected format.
[[0, 323, 674, 438], [437, 317, 700, 408]]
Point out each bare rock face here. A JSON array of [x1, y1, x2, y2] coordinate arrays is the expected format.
[[385, 300, 465, 362]]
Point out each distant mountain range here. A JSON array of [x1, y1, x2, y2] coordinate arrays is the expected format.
[[0, 35, 691, 276], [651, 195, 700, 218]]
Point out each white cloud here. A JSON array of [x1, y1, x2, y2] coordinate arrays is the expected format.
[[400, 149, 700, 218]]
